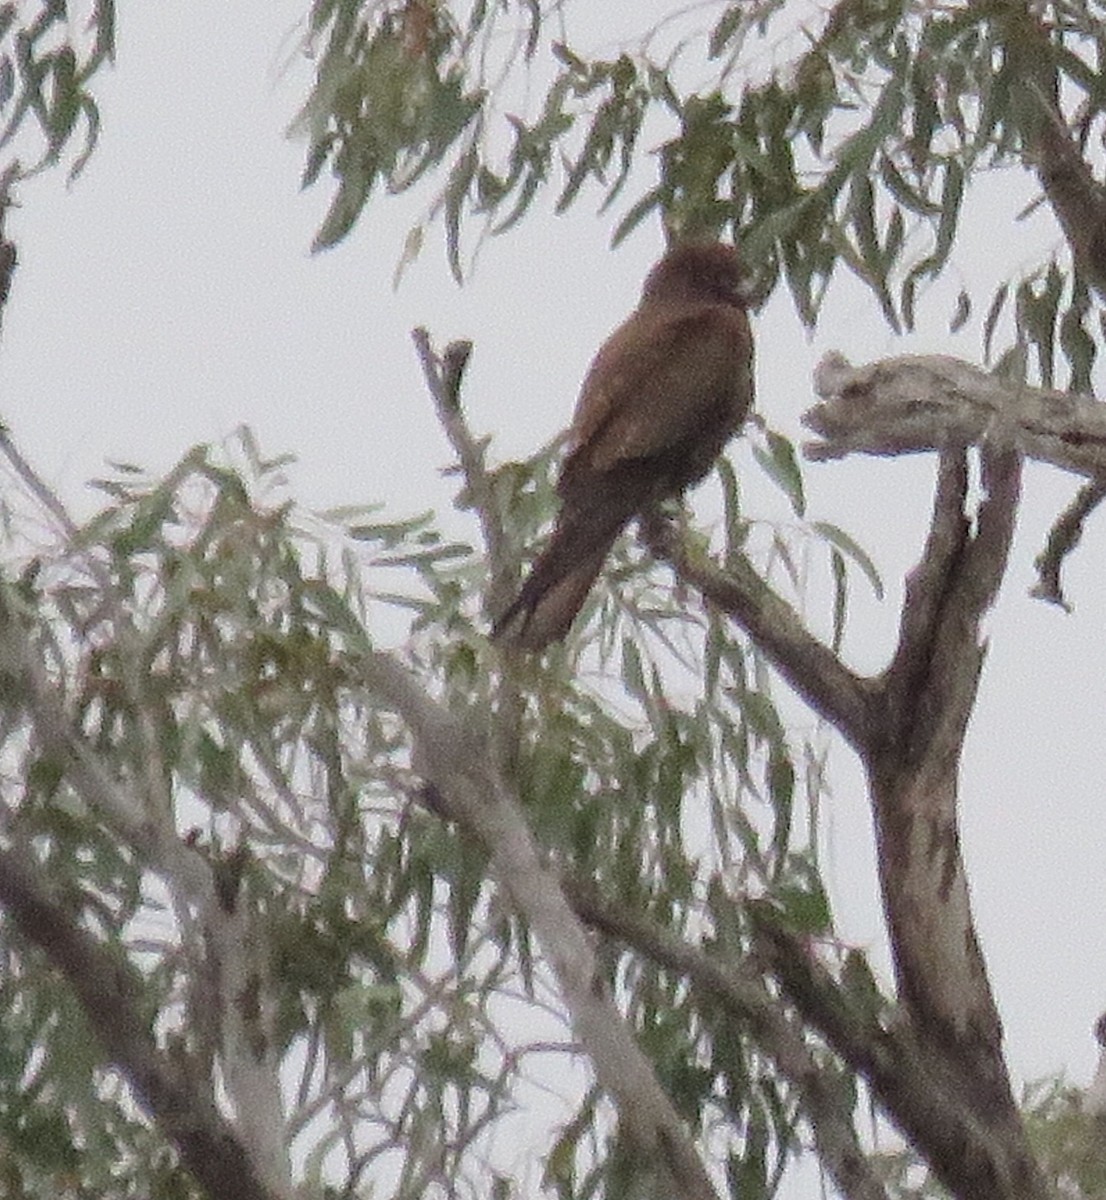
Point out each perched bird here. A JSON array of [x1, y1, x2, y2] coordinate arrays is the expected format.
[[493, 240, 755, 650]]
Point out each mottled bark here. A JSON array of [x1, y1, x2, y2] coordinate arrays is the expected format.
[[807, 351, 1106, 478]]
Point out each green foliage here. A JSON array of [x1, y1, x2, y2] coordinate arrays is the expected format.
[[0, 436, 518, 1197], [1022, 1078, 1106, 1198], [863, 1076, 1106, 1200], [0, 0, 114, 178], [8, 1, 1104, 1196], [0, 409, 875, 1198], [295, 0, 485, 261], [298, 0, 1106, 387]]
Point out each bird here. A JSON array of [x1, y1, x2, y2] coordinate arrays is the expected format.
[[492, 240, 755, 650]]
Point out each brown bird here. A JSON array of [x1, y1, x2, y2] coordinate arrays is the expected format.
[[493, 241, 754, 650]]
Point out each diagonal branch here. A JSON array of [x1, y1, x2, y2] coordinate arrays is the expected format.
[[564, 879, 891, 1200], [354, 646, 722, 1200], [1032, 477, 1106, 609], [641, 517, 877, 750], [992, 1, 1106, 300], [752, 912, 1051, 1200], [0, 845, 287, 1200]]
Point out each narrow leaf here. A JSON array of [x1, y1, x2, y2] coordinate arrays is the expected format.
[[812, 521, 884, 598], [752, 431, 805, 517]]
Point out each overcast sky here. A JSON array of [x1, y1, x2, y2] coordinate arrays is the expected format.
[[3, 0, 1105, 1179]]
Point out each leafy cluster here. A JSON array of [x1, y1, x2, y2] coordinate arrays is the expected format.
[[0, 0, 114, 178], [0, 397, 874, 1199], [299, 0, 1106, 390], [4, 2, 1106, 1199]]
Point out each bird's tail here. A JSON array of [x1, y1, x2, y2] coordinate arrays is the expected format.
[[491, 498, 629, 650]]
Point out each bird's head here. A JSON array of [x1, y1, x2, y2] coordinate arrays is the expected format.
[[640, 241, 752, 309]]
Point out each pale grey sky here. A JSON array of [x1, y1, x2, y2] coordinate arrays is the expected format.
[[3, 0, 1104, 1182]]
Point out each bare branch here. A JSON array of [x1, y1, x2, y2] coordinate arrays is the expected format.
[[202, 887, 291, 1191], [411, 328, 512, 606], [871, 442, 1020, 1048], [881, 440, 1022, 763], [806, 352, 1106, 478], [885, 447, 971, 692], [354, 646, 722, 1200], [1032, 477, 1106, 609], [0, 422, 80, 539], [666, 359, 1035, 1197]]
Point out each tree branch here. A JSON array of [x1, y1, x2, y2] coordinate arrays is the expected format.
[[806, 351, 1106, 478], [202, 881, 291, 1193], [869, 442, 1020, 1050], [0, 585, 212, 906], [1, 569, 291, 1193], [354, 646, 722, 1200], [411, 328, 514, 616], [641, 517, 877, 750], [883, 446, 971, 695], [0, 845, 288, 1200], [752, 913, 1051, 1200], [662, 380, 1033, 1196], [564, 879, 891, 1200], [1032, 477, 1106, 609], [992, 1, 1106, 300]]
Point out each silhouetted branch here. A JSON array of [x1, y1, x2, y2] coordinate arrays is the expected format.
[[0, 160, 20, 323]]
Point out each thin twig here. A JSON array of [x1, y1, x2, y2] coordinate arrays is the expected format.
[[411, 328, 508, 586], [0, 424, 80, 539], [1032, 477, 1106, 609]]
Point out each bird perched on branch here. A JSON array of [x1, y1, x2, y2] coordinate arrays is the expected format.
[[492, 240, 755, 650]]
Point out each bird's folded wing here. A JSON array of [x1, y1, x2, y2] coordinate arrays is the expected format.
[[564, 302, 753, 478]]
